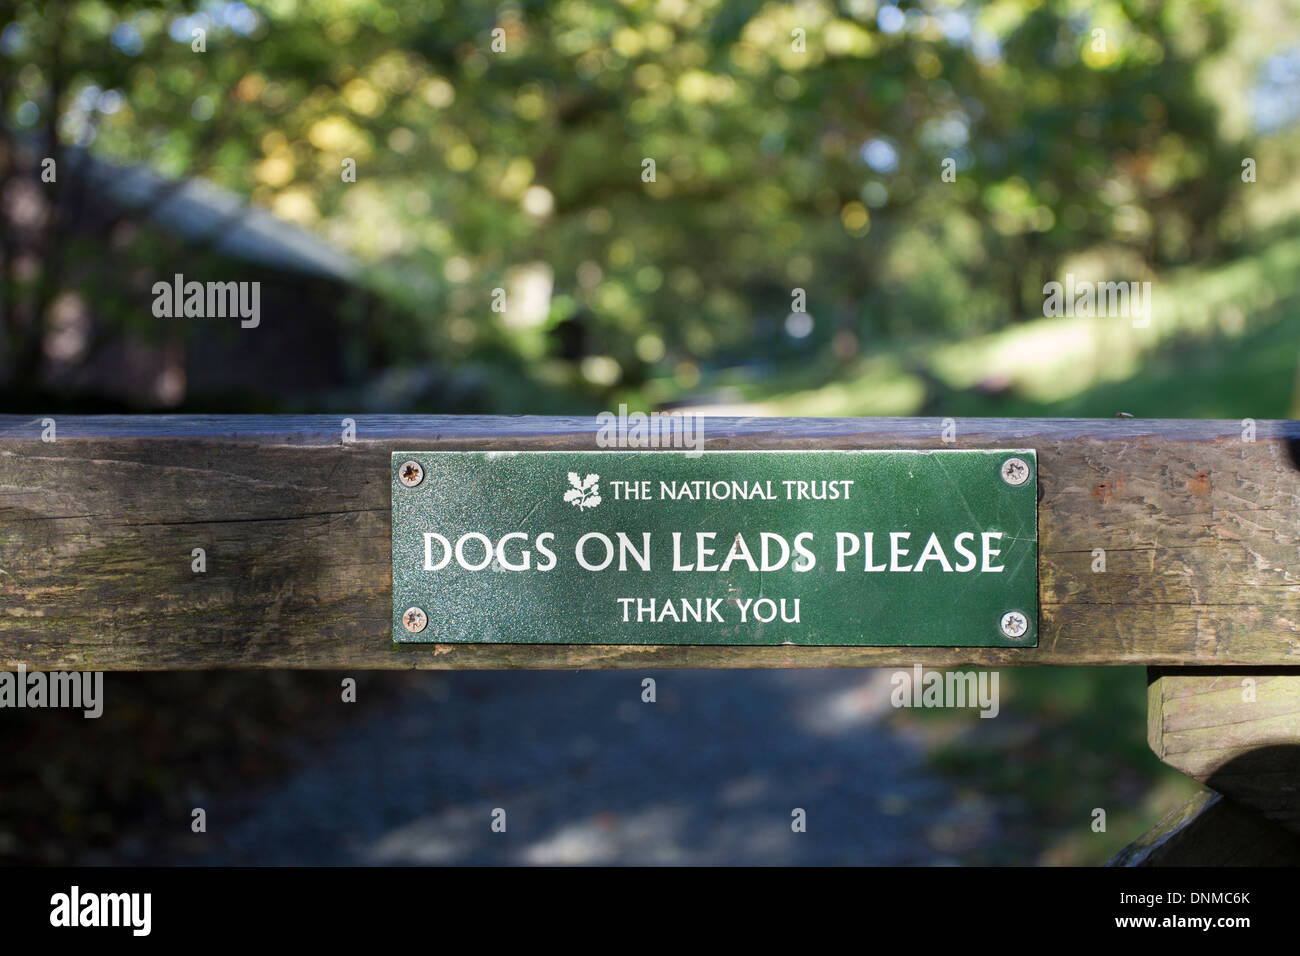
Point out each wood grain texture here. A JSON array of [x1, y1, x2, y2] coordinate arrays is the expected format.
[[4, 415, 1300, 670], [1108, 788, 1300, 866], [1148, 669, 1300, 833]]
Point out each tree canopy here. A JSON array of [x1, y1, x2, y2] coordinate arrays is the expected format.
[[0, 0, 1276, 408]]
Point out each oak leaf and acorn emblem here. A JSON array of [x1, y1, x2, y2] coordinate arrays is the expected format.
[[564, 472, 601, 510]]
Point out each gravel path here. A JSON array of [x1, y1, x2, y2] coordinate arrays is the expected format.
[[191, 670, 984, 865]]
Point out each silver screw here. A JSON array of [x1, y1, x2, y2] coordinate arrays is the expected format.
[[398, 460, 424, 488], [1000, 611, 1029, 639], [1000, 457, 1030, 486], [402, 606, 428, 633]]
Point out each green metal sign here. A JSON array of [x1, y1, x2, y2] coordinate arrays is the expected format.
[[391, 449, 1037, 647]]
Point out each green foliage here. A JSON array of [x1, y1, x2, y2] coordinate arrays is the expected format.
[[0, 0, 1262, 402], [912, 667, 1196, 865]]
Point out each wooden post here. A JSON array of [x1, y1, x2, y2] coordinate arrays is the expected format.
[[1107, 788, 1300, 866], [1148, 669, 1300, 833], [1112, 668, 1300, 864]]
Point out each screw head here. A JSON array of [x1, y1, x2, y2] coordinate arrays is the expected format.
[[402, 606, 428, 633], [398, 460, 424, 488], [1000, 457, 1030, 487], [1000, 610, 1029, 639]]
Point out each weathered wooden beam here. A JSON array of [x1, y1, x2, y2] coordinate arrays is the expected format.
[[1148, 668, 1300, 833], [3, 416, 1300, 670], [1108, 788, 1300, 866]]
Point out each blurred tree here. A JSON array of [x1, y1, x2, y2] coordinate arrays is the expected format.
[[0, 0, 1251, 404]]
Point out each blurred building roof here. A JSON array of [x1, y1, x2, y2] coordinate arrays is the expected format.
[[70, 147, 359, 283]]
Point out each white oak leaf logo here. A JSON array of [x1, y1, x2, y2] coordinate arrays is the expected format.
[[564, 472, 601, 510]]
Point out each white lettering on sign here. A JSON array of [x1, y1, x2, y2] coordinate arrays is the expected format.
[[393, 449, 1036, 646], [421, 529, 1004, 574]]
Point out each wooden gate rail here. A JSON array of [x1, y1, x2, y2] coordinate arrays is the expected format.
[[2, 415, 1300, 671], [4, 415, 1300, 863]]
